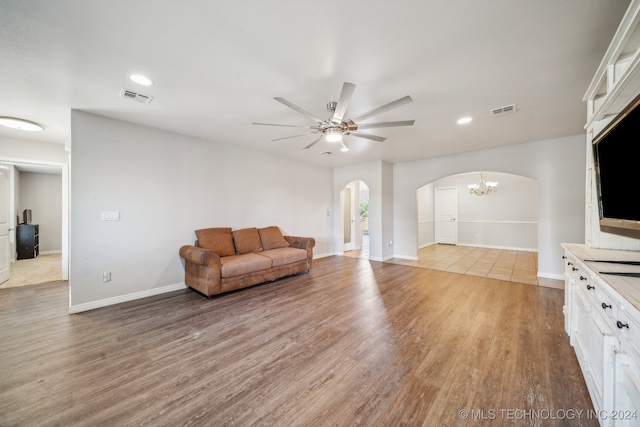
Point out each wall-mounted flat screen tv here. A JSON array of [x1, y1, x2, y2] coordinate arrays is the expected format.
[[592, 93, 640, 240]]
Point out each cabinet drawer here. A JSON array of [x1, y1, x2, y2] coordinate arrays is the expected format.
[[617, 309, 640, 362], [593, 284, 618, 323], [564, 255, 580, 276]]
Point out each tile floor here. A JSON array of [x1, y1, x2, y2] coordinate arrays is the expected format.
[[386, 244, 563, 289]]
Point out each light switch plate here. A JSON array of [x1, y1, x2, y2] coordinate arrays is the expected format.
[[101, 211, 120, 221]]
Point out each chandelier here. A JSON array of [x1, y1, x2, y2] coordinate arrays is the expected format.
[[468, 172, 498, 195]]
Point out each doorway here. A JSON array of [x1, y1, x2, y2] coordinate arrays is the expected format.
[[0, 160, 69, 288], [342, 180, 369, 259], [435, 187, 457, 244], [413, 171, 539, 281]]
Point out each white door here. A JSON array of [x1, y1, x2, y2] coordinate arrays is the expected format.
[[0, 166, 10, 284], [435, 187, 457, 244], [343, 184, 356, 251]]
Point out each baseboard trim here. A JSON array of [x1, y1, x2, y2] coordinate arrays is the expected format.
[[456, 243, 538, 253], [537, 272, 564, 281], [69, 283, 188, 314], [40, 250, 62, 255], [419, 242, 435, 249], [392, 255, 419, 261], [314, 252, 339, 259]]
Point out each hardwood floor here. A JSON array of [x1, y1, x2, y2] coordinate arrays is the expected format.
[[0, 257, 594, 426]]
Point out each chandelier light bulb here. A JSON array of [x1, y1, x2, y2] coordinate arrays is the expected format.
[[469, 172, 498, 195]]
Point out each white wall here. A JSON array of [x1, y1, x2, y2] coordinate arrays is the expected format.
[[0, 136, 68, 164], [418, 172, 538, 250], [70, 110, 333, 310], [394, 134, 585, 279], [18, 172, 62, 252], [417, 182, 434, 247], [334, 161, 394, 261]]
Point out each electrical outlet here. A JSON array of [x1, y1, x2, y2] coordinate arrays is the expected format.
[[103, 272, 111, 282], [388, 240, 393, 247]]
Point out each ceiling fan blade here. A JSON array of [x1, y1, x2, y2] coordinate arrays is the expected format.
[[351, 120, 415, 130], [271, 132, 318, 141], [274, 97, 325, 124], [347, 131, 387, 142], [349, 95, 413, 122], [331, 82, 356, 123], [253, 122, 319, 129], [303, 137, 322, 150]]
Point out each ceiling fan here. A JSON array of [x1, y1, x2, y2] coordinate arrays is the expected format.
[[253, 82, 415, 152]]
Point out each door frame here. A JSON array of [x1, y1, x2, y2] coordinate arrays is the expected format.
[[341, 181, 357, 252], [0, 165, 10, 284], [0, 156, 69, 281], [435, 186, 458, 245]]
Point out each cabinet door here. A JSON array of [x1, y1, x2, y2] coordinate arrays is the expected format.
[[586, 308, 616, 413], [614, 353, 640, 426]]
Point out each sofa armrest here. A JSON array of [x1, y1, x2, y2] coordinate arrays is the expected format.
[[179, 245, 221, 266], [285, 236, 315, 268], [285, 236, 315, 251]]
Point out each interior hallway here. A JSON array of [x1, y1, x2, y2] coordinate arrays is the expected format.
[[386, 244, 563, 288]]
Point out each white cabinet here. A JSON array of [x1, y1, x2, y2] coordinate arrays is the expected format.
[[563, 244, 640, 426], [614, 352, 640, 427]]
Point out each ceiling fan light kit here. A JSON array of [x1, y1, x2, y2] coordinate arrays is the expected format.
[[254, 82, 415, 152]]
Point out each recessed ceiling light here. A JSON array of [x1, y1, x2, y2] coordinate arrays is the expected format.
[[0, 117, 44, 132], [457, 117, 472, 125], [129, 74, 153, 86]]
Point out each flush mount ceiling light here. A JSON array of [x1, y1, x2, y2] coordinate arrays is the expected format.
[[468, 172, 498, 195], [457, 117, 472, 125], [129, 74, 153, 86], [0, 117, 44, 132]]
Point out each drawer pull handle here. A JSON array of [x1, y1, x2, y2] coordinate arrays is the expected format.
[[568, 262, 574, 266], [572, 267, 578, 272], [602, 303, 612, 310], [580, 276, 587, 281], [562, 256, 567, 259], [587, 285, 594, 290], [617, 321, 629, 329]]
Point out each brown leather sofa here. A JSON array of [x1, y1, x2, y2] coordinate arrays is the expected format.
[[179, 226, 315, 297]]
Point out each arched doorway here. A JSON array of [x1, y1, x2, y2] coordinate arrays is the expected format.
[[411, 171, 540, 284], [342, 180, 369, 259]]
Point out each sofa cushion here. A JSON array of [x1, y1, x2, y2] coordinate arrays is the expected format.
[[233, 227, 264, 254], [220, 254, 272, 278], [258, 226, 290, 250], [259, 247, 308, 267], [195, 227, 236, 257]]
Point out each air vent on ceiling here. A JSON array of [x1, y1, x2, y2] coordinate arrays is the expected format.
[[491, 104, 516, 116], [120, 88, 153, 104]]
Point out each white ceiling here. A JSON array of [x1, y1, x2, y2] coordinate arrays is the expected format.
[[0, 0, 631, 168]]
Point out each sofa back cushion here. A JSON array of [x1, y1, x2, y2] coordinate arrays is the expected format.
[[232, 227, 264, 254], [195, 227, 236, 257], [258, 226, 290, 250]]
